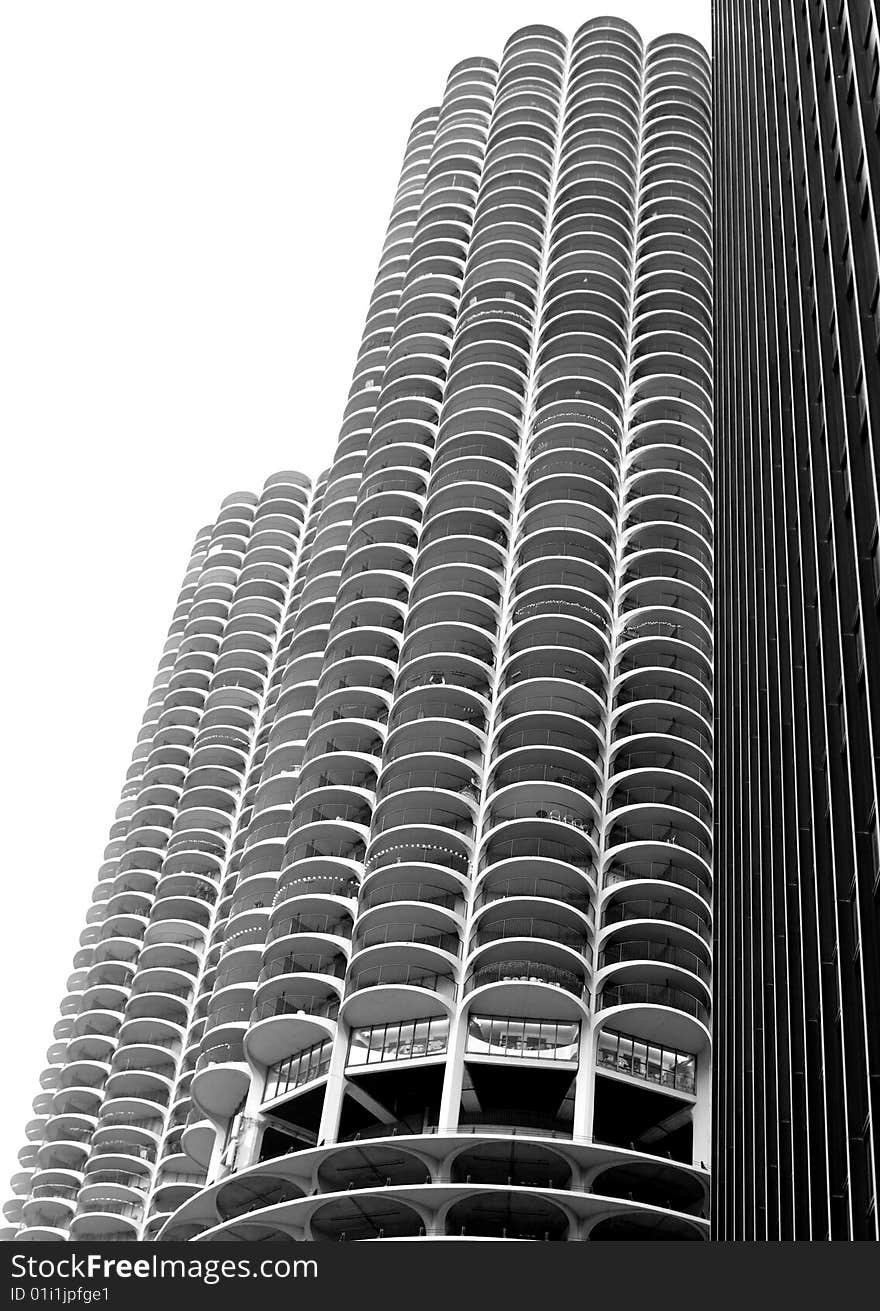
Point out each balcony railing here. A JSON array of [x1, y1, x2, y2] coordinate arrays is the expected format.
[[365, 843, 470, 875], [353, 923, 461, 955], [479, 836, 595, 875], [195, 1040, 245, 1071], [266, 913, 350, 942], [464, 960, 589, 1000], [258, 952, 347, 982], [360, 882, 464, 914], [74, 1198, 143, 1220], [600, 938, 710, 981], [251, 994, 340, 1024], [603, 861, 711, 898], [275, 875, 360, 902], [609, 786, 710, 825], [346, 965, 457, 1001], [474, 874, 594, 918], [28, 1185, 78, 1202], [606, 823, 710, 861], [471, 917, 589, 952], [602, 897, 710, 942], [598, 982, 710, 1026]]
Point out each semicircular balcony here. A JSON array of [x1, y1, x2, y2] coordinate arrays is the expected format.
[[180, 1108, 216, 1171], [616, 641, 709, 708], [617, 605, 713, 673], [83, 1133, 157, 1176], [620, 544, 712, 611], [91, 1103, 164, 1155], [463, 937, 590, 1019], [112, 1018, 183, 1071], [21, 1180, 79, 1230], [486, 748, 602, 827], [191, 1036, 250, 1123], [161, 829, 229, 880], [597, 915, 710, 991], [600, 877, 711, 948], [427, 454, 516, 507], [412, 530, 506, 590], [612, 668, 711, 748], [590, 1159, 707, 1227], [342, 943, 458, 1028], [78, 1163, 151, 1210], [527, 416, 619, 482], [351, 895, 464, 963], [602, 806, 711, 904], [370, 790, 477, 857], [36, 1117, 95, 1173], [264, 897, 354, 955], [470, 898, 592, 963], [69, 1194, 143, 1240], [102, 1065, 173, 1116], [504, 606, 610, 678], [364, 823, 471, 889], [246, 981, 341, 1070], [623, 463, 711, 527], [93, 913, 147, 966], [280, 805, 367, 885], [483, 779, 599, 846], [445, 1191, 571, 1241], [478, 813, 597, 905], [595, 973, 710, 1055], [307, 1193, 426, 1242]]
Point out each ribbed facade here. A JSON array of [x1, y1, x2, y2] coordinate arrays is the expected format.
[[4, 15, 713, 1245], [714, 1, 880, 1241], [3, 473, 316, 1242]]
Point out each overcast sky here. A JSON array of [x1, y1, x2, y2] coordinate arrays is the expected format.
[[0, 0, 710, 1198]]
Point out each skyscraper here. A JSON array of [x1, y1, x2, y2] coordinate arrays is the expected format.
[[4, 16, 713, 1243], [714, 0, 880, 1241]]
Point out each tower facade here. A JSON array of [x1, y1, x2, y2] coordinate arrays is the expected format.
[[5, 16, 713, 1244], [714, 0, 880, 1240]]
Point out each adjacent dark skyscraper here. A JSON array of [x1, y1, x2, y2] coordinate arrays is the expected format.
[[714, 0, 880, 1240]]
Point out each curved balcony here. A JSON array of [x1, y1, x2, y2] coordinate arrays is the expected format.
[[69, 1195, 143, 1240], [445, 1192, 570, 1240], [343, 955, 458, 1027], [598, 933, 710, 986], [246, 989, 340, 1069], [191, 1039, 250, 1121], [364, 828, 471, 881], [601, 887, 711, 945], [596, 981, 710, 1051], [464, 956, 590, 1018]]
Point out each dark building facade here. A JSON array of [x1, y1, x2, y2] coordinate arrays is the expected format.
[[714, 0, 880, 1239]]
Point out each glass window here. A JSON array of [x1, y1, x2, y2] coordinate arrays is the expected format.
[[555, 1023, 580, 1061], [465, 1015, 580, 1061], [596, 1027, 697, 1096], [427, 1016, 449, 1054], [411, 1020, 430, 1058], [597, 1029, 619, 1068], [506, 1019, 527, 1052], [346, 1018, 448, 1067], [264, 1039, 332, 1099]]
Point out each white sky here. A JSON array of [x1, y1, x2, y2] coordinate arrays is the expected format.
[[0, 0, 710, 1195]]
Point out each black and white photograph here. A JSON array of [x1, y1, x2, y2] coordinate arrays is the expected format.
[[0, 0, 878, 1296]]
